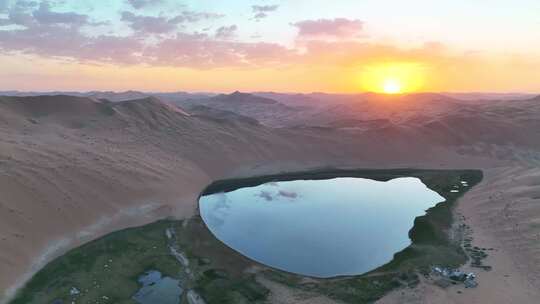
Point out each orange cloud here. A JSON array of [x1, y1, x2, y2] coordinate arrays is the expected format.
[[0, 4, 538, 93]]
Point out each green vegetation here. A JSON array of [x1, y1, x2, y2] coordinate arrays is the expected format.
[[10, 221, 180, 304], [376, 169, 483, 275], [10, 169, 482, 304]]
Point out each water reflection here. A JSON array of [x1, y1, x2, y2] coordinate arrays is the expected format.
[[199, 177, 445, 278], [133, 270, 183, 304]]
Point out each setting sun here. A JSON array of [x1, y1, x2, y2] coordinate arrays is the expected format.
[[358, 62, 426, 94], [382, 79, 402, 94]]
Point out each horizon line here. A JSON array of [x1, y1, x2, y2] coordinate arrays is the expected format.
[[1, 89, 538, 96]]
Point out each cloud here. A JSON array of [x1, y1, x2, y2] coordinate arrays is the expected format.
[[2, 1, 37, 27], [177, 10, 223, 22], [126, 0, 163, 9], [5, 10, 34, 27], [0, 1, 93, 27], [121, 11, 180, 34], [0, 3, 454, 73], [257, 190, 273, 201], [81, 35, 144, 64], [0, 1, 143, 64], [120, 9, 223, 34], [292, 18, 364, 39], [0, 24, 143, 64], [10, 0, 38, 10], [252, 4, 278, 21], [147, 33, 296, 68], [214, 25, 237, 40], [33, 1, 88, 26], [0, 2, 292, 68], [0, 14, 429, 70], [278, 190, 298, 199]]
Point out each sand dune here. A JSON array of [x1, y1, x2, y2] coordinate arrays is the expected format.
[[170, 91, 302, 127], [0, 93, 539, 303]]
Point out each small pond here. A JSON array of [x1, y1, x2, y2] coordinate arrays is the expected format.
[[199, 177, 445, 278], [133, 270, 183, 304]]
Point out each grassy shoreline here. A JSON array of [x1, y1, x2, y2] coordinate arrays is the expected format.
[[10, 168, 483, 304]]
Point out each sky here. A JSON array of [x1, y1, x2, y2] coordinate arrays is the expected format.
[[0, 0, 539, 93]]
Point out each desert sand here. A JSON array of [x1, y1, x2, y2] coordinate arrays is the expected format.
[[377, 166, 540, 304], [0, 93, 539, 303]]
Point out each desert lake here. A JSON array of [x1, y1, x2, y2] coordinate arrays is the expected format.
[[8, 169, 482, 304], [199, 177, 446, 278]]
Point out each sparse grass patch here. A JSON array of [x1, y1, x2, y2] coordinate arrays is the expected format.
[[10, 221, 181, 304]]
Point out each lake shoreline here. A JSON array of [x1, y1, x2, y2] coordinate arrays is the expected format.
[[201, 168, 484, 276], [9, 168, 484, 304]]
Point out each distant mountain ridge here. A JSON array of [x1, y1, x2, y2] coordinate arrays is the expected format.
[[2, 91, 539, 135], [210, 91, 279, 105], [0, 90, 214, 102], [165, 91, 301, 127]]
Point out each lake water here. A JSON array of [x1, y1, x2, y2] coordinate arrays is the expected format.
[[199, 177, 445, 278], [133, 270, 183, 304]]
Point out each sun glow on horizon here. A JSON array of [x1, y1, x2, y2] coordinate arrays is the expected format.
[[382, 79, 402, 94], [359, 62, 426, 94]]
